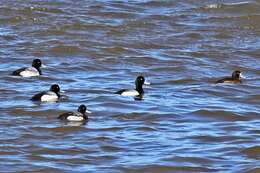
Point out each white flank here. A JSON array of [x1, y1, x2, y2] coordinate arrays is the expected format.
[[20, 67, 39, 77], [41, 92, 58, 102], [66, 121, 85, 126], [121, 90, 139, 96], [67, 116, 84, 122]]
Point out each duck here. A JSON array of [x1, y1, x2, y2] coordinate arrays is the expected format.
[[58, 104, 91, 122], [12, 59, 42, 77], [216, 70, 245, 84], [115, 76, 150, 96], [31, 84, 61, 102]]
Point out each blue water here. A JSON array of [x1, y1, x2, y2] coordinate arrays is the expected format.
[[0, 0, 259, 172]]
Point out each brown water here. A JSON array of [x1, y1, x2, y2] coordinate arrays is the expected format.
[[0, 0, 260, 172]]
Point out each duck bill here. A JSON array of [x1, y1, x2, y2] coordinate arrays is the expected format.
[[144, 81, 151, 85]]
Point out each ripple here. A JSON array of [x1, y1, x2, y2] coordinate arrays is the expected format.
[[0, 0, 259, 172], [49, 45, 83, 55], [119, 164, 217, 172], [191, 110, 255, 121]]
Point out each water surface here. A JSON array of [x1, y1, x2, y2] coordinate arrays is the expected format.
[[0, 0, 259, 172]]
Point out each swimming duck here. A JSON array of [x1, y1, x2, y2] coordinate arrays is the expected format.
[[31, 84, 61, 102], [115, 76, 150, 96], [12, 59, 42, 77], [58, 104, 91, 122], [216, 70, 245, 84]]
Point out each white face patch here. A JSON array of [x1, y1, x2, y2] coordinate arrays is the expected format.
[[20, 67, 40, 77], [41, 92, 58, 102], [67, 115, 84, 122], [121, 90, 139, 96]]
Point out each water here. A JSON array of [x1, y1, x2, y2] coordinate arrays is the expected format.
[[0, 0, 259, 172]]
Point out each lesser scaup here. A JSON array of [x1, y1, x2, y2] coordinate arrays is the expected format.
[[216, 70, 245, 84], [115, 76, 150, 97], [31, 84, 61, 102], [58, 104, 91, 122], [12, 59, 42, 77]]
